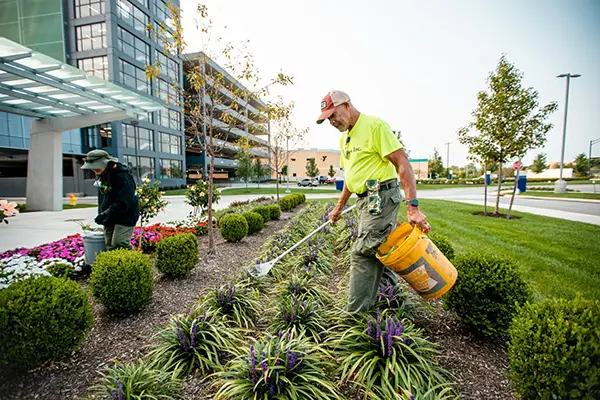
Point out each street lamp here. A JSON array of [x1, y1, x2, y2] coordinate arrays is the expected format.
[[589, 138, 600, 176], [285, 135, 291, 193], [555, 73, 581, 193]]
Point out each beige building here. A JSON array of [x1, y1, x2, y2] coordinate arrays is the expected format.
[[278, 149, 428, 181]]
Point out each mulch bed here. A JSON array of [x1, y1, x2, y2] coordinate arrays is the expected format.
[[0, 210, 300, 400], [410, 295, 516, 400]]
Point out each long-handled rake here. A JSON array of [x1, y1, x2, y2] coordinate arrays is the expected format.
[[247, 204, 357, 278]]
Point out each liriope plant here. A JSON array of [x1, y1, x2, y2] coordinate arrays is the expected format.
[[328, 308, 457, 400], [274, 271, 333, 307], [147, 310, 242, 378], [267, 295, 330, 343], [212, 332, 342, 400], [198, 282, 261, 329]]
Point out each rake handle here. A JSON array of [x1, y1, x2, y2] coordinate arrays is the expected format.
[[271, 204, 356, 265]]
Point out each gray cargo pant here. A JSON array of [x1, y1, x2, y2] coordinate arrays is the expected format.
[[104, 224, 134, 250], [347, 185, 403, 312]]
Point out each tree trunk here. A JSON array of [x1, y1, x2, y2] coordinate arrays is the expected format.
[[483, 162, 488, 215], [276, 176, 280, 201], [507, 163, 521, 219], [495, 157, 503, 214], [207, 136, 215, 254]]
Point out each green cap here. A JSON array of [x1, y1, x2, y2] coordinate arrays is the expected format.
[[81, 150, 118, 170]]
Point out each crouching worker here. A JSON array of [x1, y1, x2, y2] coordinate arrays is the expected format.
[[81, 150, 140, 250]]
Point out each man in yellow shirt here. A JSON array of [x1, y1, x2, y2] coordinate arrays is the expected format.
[[317, 90, 430, 312]]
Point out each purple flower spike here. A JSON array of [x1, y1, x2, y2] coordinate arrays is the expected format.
[[410, 396, 415, 400], [386, 330, 393, 357], [117, 380, 123, 400], [190, 321, 197, 347], [250, 346, 258, 385], [366, 320, 374, 339], [111, 389, 117, 400], [376, 309, 382, 341]]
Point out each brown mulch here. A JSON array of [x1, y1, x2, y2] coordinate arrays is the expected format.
[[0, 211, 299, 400], [472, 211, 522, 219], [411, 295, 517, 400]]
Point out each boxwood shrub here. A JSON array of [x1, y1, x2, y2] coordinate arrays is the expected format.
[[243, 212, 264, 234], [0, 276, 94, 371], [251, 206, 271, 223], [279, 197, 292, 211], [443, 252, 531, 338], [156, 233, 199, 278], [508, 296, 600, 400], [219, 214, 249, 242], [428, 232, 455, 260], [89, 249, 154, 315], [267, 204, 281, 220]]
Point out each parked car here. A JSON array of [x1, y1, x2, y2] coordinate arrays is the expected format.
[[318, 176, 328, 184], [325, 177, 337, 184], [297, 178, 319, 187]]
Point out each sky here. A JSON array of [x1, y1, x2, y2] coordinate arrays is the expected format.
[[180, 0, 600, 167]]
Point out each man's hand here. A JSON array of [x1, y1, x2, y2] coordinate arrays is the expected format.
[[407, 206, 430, 234], [328, 205, 344, 224], [94, 212, 108, 226]]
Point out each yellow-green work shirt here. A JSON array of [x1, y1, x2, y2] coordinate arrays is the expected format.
[[339, 114, 402, 194]]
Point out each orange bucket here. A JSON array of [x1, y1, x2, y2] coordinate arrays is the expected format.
[[376, 223, 457, 300]]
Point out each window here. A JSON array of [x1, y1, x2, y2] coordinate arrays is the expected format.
[[291, 158, 296, 161], [99, 124, 112, 147], [136, 112, 152, 122], [157, 78, 178, 105], [82, 126, 98, 148], [122, 123, 136, 148], [160, 132, 181, 154], [76, 23, 107, 51], [160, 158, 183, 179], [117, 0, 149, 36], [124, 155, 155, 180], [77, 56, 108, 79], [122, 123, 154, 151], [155, 50, 179, 81], [117, 27, 150, 64], [75, 0, 106, 18], [138, 127, 153, 151], [118, 59, 149, 94], [157, 109, 181, 130], [292, 173, 297, 177], [154, 0, 175, 29]]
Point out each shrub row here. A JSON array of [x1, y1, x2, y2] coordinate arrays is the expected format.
[[219, 204, 282, 243], [279, 193, 306, 211]]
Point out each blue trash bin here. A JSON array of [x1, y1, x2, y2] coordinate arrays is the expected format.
[[335, 179, 344, 191], [485, 173, 491, 185], [518, 174, 527, 193]]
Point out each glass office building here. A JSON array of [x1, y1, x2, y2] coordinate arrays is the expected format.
[[0, 0, 184, 196]]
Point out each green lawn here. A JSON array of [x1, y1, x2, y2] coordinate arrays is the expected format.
[[520, 192, 600, 200], [314, 198, 600, 301], [63, 204, 97, 210], [165, 187, 339, 196]]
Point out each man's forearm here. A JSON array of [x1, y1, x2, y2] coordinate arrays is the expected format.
[[336, 183, 352, 209], [398, 157, 417, 201]]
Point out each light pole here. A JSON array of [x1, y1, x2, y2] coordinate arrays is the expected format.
[[285, 135, 291, 193], [555, 73, 581, 193], [444, 142, 451, 178], [589, 138, 600, 176]]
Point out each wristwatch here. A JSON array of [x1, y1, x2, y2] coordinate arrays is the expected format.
[[406, 199, 419, 207]]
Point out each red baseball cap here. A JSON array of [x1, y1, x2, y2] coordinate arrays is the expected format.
[[316, 90, 351, 124]]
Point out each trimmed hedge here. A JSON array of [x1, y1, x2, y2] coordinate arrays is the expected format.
[[243, 212, 264, 234], [443, 252, 531, 338], [508, 296, 600, 400], [220, 213, 249, 242], [428, 232, 455, 260], [0, 276, 94, 371], [89, 249, 154, 315], [252, 206, 271, 223], [156, 233, 199, 278], [279, 197, 292, 211], [267, 204, 281, 220]]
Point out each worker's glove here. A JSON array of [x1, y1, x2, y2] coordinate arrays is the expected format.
[[94, 212, 109, 226]]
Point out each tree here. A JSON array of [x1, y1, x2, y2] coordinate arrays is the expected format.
[[253, 158, 267, 188], [530, 153, 547, 174], [428, 148, 445, 179], [280, 165, 288, 183], [306, 158, 319, 189], [328, 165, 336, 178], [235, 145, 253, 188], [573, 153, 590, 177], [457, 55, 557, 217], [261, 98, 307, 200], [151, 4, 293, 253], [393, 130, 410, 158]]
